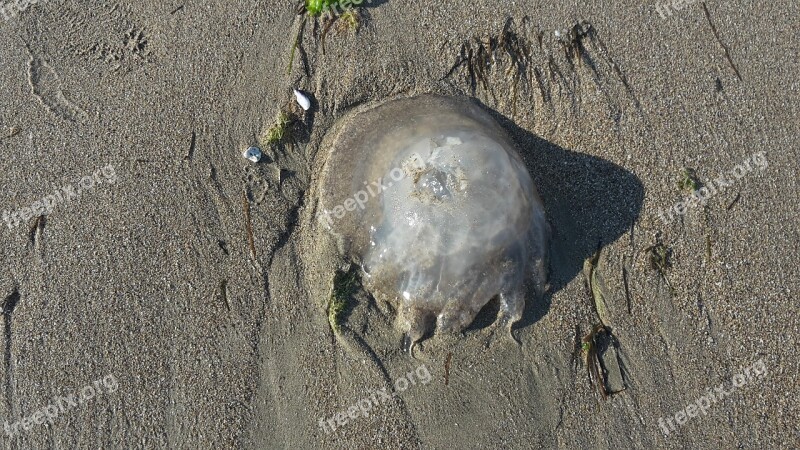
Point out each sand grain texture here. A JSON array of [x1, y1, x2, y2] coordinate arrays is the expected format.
[[0, 0, 797, 448]]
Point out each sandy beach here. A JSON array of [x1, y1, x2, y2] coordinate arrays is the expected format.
[[0, 0, 797, 448]]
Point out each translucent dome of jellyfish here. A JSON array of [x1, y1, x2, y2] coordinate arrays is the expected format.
[[315, 94, 549, 349]]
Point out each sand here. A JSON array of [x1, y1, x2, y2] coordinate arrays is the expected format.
[[0, 0, 797, 448]]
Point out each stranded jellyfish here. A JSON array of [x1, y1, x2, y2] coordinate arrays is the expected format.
[[315, 95, 549, 350]]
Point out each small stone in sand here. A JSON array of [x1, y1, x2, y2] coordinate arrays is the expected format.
[[242, 146, 262, 163]]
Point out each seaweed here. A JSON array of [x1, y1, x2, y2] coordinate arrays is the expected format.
[[678, 167, 700, 192], [581, 324, 609, 399], [327, 266, 360, 331], [335, 8, 361, 34], [583, 244, 610, 327], [645, 242, 674, 293], [288, 0, 365, 73], [261, 111, 298, 146]]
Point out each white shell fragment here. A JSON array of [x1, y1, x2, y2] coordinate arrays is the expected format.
[[242, 146, 262, 163], [293, 88, 311, 111]]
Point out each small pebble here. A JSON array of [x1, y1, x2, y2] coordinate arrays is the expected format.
[[242, 146, 262, 163], [293, 88, 311, 111]]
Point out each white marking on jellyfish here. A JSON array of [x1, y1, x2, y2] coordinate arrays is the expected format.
[[402, 291, 411, 300], [428, 147, 443, 163], [293, 89, 311, 111]]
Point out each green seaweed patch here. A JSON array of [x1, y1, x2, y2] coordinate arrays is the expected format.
[[583, 245, 610, 327], [677, 167, 700, 192], [261, 111, 297, 146], [336, 8, 361, 33], [646, 243, 671, 274], [305, 0, 341, 16], [327, 266, 360, 331]]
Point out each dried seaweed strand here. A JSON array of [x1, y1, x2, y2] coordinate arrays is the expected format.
[[444, 352, 453, 386], [242, 190, 256, 259], [701, 2, 742, 81]]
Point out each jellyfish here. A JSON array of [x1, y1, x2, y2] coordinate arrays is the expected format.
[[315, 94, 549, 350]]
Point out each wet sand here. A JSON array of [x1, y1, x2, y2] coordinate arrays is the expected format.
[[0, 0, 797, 448]]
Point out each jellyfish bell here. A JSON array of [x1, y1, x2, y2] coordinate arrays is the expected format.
[[315, 94, 549, 349]]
